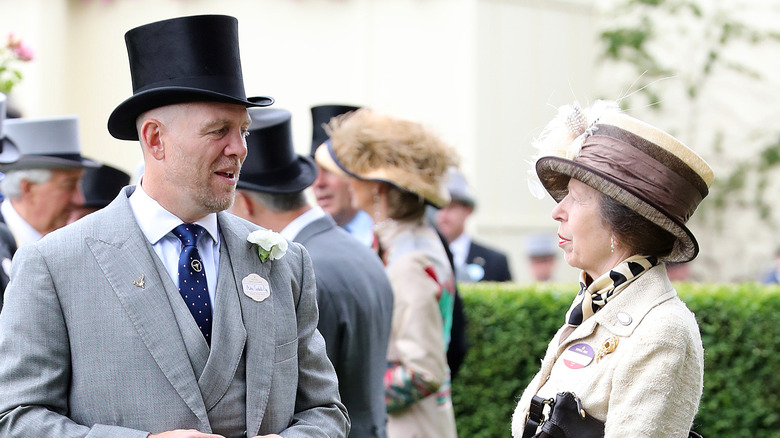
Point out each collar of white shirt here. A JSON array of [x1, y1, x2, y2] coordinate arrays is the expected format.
[[128, 183, 219, 246], [281, 206, 326, 241], [449, 232, 472, 269], [1, 198, 43, 247]]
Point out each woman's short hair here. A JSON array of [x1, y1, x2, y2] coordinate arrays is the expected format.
[[599, 192, 676, 259], [385, 185, 426, 221]]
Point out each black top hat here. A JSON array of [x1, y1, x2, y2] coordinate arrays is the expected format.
[[108, 15, 274, 141], [310, 104, 361, 155], [237, 108, 317, 194], [81, 163, 131, 208]]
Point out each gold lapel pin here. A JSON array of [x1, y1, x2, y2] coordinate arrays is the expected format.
[[595, 336, 619, 363], [132, 274, 145, 289]]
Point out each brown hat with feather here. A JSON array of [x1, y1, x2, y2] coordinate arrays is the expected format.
[[313, 108, 457, 208], [530, 100, 714, 263]]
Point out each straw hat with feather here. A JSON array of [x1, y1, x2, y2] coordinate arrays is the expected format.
[[314, 109, 457, 208], [530, 100, 714, 263]]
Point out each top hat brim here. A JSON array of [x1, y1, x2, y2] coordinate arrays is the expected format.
[[108, 87, 274, 141], [536, 156, 699, 263], [0, 138, 21, 164], [0, 154, 101, 172], [237, 155, 318, 194]]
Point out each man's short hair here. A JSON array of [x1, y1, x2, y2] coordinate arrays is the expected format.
[[244, 190, 307, 213], [0, 168, 53, 200]]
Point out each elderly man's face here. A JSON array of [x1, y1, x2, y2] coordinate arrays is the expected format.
[[27, 168, 85, 233], [150, 102, 250, 222], [312, 164, 357, 226], [435, 201, 473, 243]]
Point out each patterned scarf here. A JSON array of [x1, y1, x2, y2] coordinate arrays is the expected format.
[[564, 255, 659, 329]]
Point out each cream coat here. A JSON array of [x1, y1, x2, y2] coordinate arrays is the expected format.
[[377, 219, 458, 438], [511, 264, 703, 438]]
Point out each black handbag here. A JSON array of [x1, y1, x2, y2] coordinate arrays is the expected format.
[[522, 391, 704, 438], [522, 392, 603, 438]]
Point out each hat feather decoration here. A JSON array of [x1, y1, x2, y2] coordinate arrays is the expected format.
[[527, 99, 621, 199]]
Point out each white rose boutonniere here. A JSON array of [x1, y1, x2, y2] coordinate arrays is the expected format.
[[247, 229, 288, 263]]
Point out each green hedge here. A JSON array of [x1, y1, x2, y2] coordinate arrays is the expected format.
[[452, 281, 780, 437]]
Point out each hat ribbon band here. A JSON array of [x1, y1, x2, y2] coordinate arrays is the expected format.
[[578, 135, 702, 223]]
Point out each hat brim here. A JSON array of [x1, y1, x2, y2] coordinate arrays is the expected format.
[[314, 142, 450, 208], [237, 155, 317, 194], [536, 156, 698, 263], [108, 87, 274, 141], [0, 154, 101, 172], [0, 138, 21, 164]]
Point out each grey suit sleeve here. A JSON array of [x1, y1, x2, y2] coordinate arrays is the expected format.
[[0, 245, 149, 438], [282, 243, 350, 438]]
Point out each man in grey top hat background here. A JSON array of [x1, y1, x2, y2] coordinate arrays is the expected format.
[[0, 115, 97, 248], [436, 167, 513, 282], [0, 14, 348, 438], [231, 107, 393, 438], [0, 92, 22, 311]]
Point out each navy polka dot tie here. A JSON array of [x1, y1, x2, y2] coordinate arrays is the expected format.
[[172, 224, 212, 345]]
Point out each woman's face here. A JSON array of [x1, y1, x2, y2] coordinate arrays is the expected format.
[[551, 178, 626, 279], [348, 178, 377, 213]]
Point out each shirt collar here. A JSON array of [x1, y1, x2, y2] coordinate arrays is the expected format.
[[449, 232, 471, 267], [1, 199, 43, 246], [281, 206, 326, 241], [128, 183, 219, 246]]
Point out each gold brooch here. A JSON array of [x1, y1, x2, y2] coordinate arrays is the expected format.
[[132, 274, 145, 289], [595, 336, 619, 362]]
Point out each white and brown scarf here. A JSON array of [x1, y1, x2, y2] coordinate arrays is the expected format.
[[565, 255, 659, 328]]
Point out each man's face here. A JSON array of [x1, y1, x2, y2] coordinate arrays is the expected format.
[[312, 164, 357, 226], [26, 168, 85, 234], [435, 201, 473, 243], [156, 102, 250, 221]]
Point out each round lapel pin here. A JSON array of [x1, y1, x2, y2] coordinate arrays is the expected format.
[[562, 343, 594, 369]]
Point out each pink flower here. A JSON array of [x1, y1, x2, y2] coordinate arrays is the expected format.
[[7, 33, 34, 62]]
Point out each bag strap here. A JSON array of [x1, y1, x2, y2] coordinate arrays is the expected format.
[[523, 395, 553, 438]]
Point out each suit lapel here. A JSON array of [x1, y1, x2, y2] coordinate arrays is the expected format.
[[86, 187, 210, 428], [198, 235, 248, 410], [217, 213, 276, 436]]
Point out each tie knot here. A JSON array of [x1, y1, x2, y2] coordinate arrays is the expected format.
[[173, 223, 206, 248]]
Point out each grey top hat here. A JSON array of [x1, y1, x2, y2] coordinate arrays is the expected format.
[[445, 166, 475, 207], [0, 93, 21, 165], [1, 115, 100, 172]]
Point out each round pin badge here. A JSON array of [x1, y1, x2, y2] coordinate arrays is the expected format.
[[562, 343, 595, 369]]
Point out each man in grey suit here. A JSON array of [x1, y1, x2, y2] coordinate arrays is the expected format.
[[0, 15, 348, 438], [0, 92, 21, 309], [231, 108, 394, 438]]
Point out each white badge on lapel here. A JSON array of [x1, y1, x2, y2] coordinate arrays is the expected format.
[[1, 258, 11, 277], [242, 273, 270, 302]]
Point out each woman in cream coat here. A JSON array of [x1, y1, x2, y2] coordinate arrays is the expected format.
[[315, 108, 459, 438], [512, 101, 713, 438]]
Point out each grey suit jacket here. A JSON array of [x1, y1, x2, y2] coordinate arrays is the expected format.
[[0, 186, 348, 438], [0, 221, 16, 311], [295, 215, 393, 438]]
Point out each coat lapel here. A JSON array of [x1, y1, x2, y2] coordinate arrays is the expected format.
[[292, 215, 334, 244], [198, 234, 248, 410], [216, 212, 276, 436], [86, 187, 210, 428]]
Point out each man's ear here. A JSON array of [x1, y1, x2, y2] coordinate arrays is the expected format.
[[140, 119, 165, 161], [19, 178, 34, 197]]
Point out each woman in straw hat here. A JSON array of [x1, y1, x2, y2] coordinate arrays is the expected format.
[[315, 108, 459, 438], [512, 100, 713, 438]]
